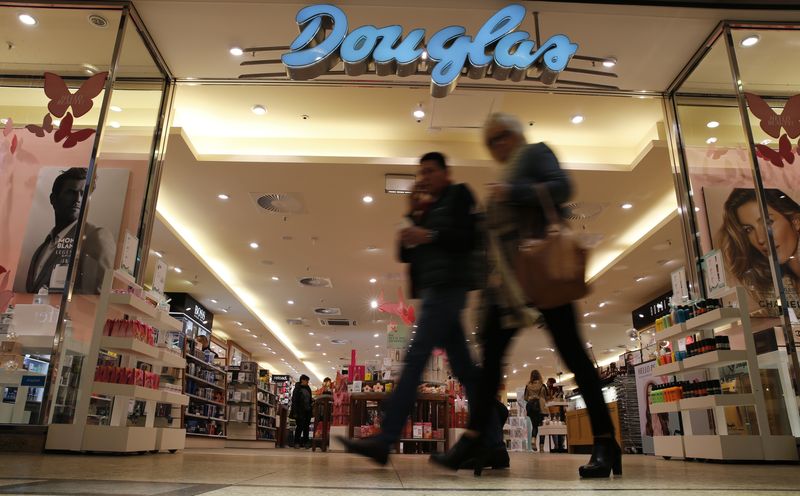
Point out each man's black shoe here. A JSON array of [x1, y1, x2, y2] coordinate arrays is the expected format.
[[337, 436, 390, 466]]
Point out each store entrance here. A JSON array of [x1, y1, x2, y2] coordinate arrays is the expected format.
[[145, 82, 686, 451]]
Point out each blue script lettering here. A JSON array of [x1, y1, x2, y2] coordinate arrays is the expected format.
[[281, 4, 578, 97]]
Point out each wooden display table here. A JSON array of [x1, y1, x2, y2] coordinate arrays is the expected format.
[[311, 395, 333, 452], [565, 402, 622, 454], [537, 423, 568, 452], [348, 392, 449, 453]]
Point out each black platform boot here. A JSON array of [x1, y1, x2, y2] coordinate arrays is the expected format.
[[578, 437, 622, 478], [430, 434, 487, 475]]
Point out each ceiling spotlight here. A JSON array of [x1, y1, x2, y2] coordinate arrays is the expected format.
[[374, 345, 379, 348], [209, 299, 218, 304], [322, 352, 327, 356], [536, 356, 541, 360], [413, 106, 425, 120], [218, 194, 229, 200], [109, 121, 120, 129], [421, 50, 428, 60], [513, 369, 518, 374], [230, 46, 244, 56], [288, 300, 295, 305], [219, 309, 228, 313], [598, 302, 607, 308], [173, 267, 182, 273], [369, 278, 377, 284], [706, 137, 718, 144], [570, 115, 584, 124], [375, 353, 380, 357], [370, 300, 378, 309], [635, 276, 646, 282], [590, 324, 597, 328], [251, 105, 267, 115], [362, 195, 374, 204], [308, 332, 314, 335], [602, 57, 617, 68], [18, 14, 37, 26], [373, 333, 379, 338], [706, 121, 720, 128], [741, 35, 760, 47], [523, 363, 528, 368], [583, 312, 591, 317], [110, 106, 122, 113], [249, 242, 259, 249], [316, 343, 321, 347], [153, 251, 164, 258], [272, 276, 279, 281], [503, 374, 508, 379], [621, 203, 633, 210]]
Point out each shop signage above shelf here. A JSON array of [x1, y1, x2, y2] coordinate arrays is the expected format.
[[280, 4, 579, 97]]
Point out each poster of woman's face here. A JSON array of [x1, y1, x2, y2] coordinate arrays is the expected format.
[[13, 167, 129, 295], [704, 187, 800, 313]]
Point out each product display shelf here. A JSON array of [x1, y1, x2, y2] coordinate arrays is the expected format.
[[186, 374, 225, 391], [651, 287, 798, 462], [256, 383, 278, 442], [186, 353, 226, 374], [650, 401, 680, 414], [186, 393, 225, 407], [45, 270, 190, 454], [184, 351, 227, 439]]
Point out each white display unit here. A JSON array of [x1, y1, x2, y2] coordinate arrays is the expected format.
[[45, 270, 188, 454], [651, 287, 798, 461]]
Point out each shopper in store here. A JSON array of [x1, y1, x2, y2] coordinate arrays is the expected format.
[[545, 377, 567, 452], [339, 151, 507, 468], [290, 374, 313, 449], [719, 188, 800, 308], [524, 370, 548, 452], [315, 377, 333, 396], [432, 113, 620, 478]]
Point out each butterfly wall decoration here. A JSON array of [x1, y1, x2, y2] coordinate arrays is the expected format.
[[745, 92, 800, 168]]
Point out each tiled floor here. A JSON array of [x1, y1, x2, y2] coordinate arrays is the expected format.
[[0, 449, 798, 495]]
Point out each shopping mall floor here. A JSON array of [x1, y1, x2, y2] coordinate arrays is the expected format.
[[0, 449, 799, 496]]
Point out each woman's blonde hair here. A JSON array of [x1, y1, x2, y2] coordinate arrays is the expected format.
[[529, 369, 542, 383]]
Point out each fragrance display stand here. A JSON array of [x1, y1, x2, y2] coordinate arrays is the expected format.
[[184, 352, 227, 440], [651, 286, 798, 461], [46, 270, 188, 453], [224, 363, 277, 448], [256, 381, 278, 442]]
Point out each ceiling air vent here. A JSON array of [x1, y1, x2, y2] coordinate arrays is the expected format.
[[314, 307, 341, 316], [319, 318, 357, 327], [251, 192, 307, 214], [286, 318, 309, 326], [563, 202, 604, 221], [331, 339, 350, 345], [299, 277, 333, 288]]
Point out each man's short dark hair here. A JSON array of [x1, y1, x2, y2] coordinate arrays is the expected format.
[[299, 374, 310, 382], [323, 377, 331, 382], [420, 151, 447, 170], [51, 167, 88, 197]]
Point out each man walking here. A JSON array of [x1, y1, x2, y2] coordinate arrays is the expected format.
[[290, 374, 313, 449]]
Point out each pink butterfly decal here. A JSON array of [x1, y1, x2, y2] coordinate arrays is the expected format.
[[0, 265, 13, 314], [44, 71, 108, 118], [745, 92, 800, 139], [25, 114, 54, 137], [54, 113, 96, 148], [377, 288, 416, 325], [2, 118, 19, 155], [705, 144, 728, 160], [755, 134, 795, 168], [2, 118, 12, 137]]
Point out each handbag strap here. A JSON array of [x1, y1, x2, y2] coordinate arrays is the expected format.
[[533, 184, 560, 227]]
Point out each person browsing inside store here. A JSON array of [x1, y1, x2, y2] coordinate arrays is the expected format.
[[339, 152, 507, 468], [524, 370, 548, 452], [290, 374, 313, 449], [431, 113, 620, 478]]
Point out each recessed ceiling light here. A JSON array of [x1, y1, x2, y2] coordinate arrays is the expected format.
[[570, 115, 584, 124], [523, 363, 528, 368], [251, 105, 267, 115], [153, 251, 163, 258], [513, 369, 518, 374], [173, 267, 182, 273], [373, 333, 379, 338], [602, 58, 616, 68], [590, 324, 597, 328], [262, 343, 268, 347], [218, 194, 229, 200], [370, 300, 378, 309], [741, 35, 760, 47], [219, 309, 228, 313], [638, 313, 645, 318], [421, 50, 428, 60], [109, 121, 120, 129], [234, 321, 243, 326], [598, 302, 607, 308], [288, 300, 294, 305], [18, 14, 37, 26], [322, 352, 327, 356], [52, 119, 62, 127], [761, 139, 772, 145], [249, 242, 259, 249], [706, 121, 720, 128], [413, 108, 425, 119], [583, 312, 590, 317], [635, 276, 646, 282], [230, 46, 244, 56], [621, 203, 633, 210], [375, 353, 380, 357], [369, 278, 377, 284], [536, 356, 541, 360], [504, 374, 507, 379], [110, 105, 122, 112], [362, 195, 374, 204], [706, 137, 718, 144], [316, 343, 321, 347], [308, 331, 314, 336], [272, 276, 279, 281], [209, 299, 218, 304], [374, 345, 379, 348]]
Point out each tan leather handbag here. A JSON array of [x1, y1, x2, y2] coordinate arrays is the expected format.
[[514, 185, 589, 309]]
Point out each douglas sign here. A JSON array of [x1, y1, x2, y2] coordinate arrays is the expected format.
[[281, 4, 578, 97]]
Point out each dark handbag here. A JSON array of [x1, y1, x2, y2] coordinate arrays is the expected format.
[[514, 185, 588, 309]]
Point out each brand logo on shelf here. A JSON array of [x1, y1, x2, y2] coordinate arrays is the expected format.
[[193, 304, 206, 322], [281, 4, 578, 97], [272, 375, 291, 382]]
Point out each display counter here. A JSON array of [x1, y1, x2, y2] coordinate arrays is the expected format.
[[565, 402, 622, 454]]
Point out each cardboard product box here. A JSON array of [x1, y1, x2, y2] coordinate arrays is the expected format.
[[241, 361, 257, 372], [423, 422, 432, 439], [0, 341, 23, 355], [0, 354, 23, 369], [412, 423, 423, 439]]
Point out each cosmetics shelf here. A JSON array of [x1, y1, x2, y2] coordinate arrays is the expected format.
[[678, 394, 754, 411], [652, 361, 682, 377], [653, 435, 684, 459], [679, 350, 748, 373], [186, 374, 225, 391], [685, 307, 741, 332], [100, 336, 161, 360], [650, 402, 680, 414]]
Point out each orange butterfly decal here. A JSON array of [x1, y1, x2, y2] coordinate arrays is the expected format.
[[44, 71, 108, 118], [54, 113, 96, 148], [25, 114, 54, 137]]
